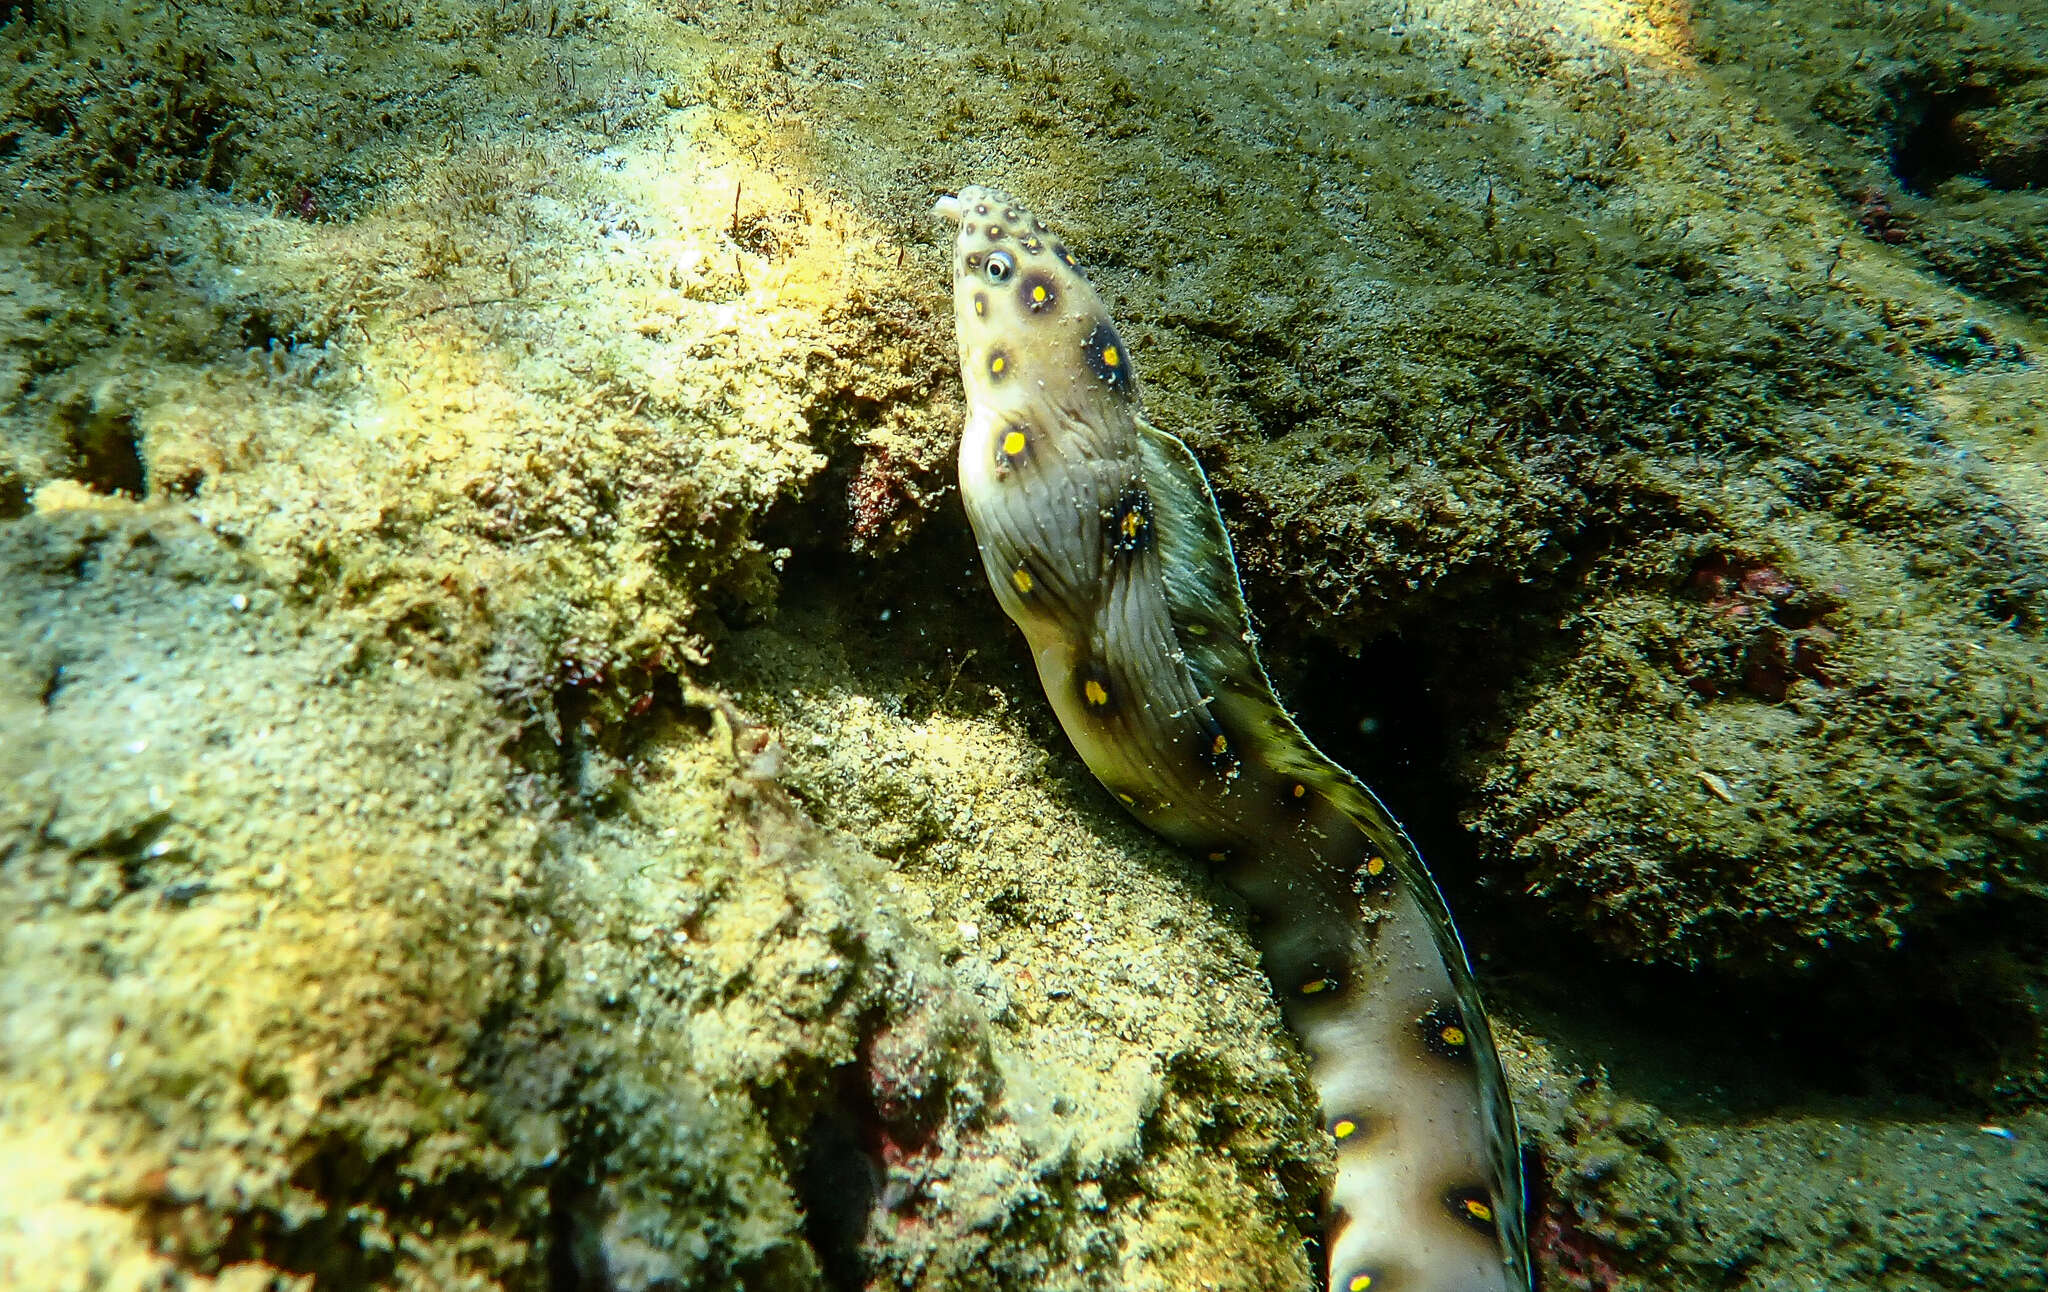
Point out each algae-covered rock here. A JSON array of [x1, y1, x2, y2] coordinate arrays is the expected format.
[[3, 0, 2045, 1289], [0, 506, 1319, 1290]]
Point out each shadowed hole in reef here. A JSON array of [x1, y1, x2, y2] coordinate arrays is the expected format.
[[0, 465, 27, 517], [1280, 630, 2039, 1108], [65, 408, 147, 498], [1277, 631, 1466, 899], [547, 1159, 610, 1292], [795, 1063, 882, 1291], [1511, 917, 2046, 1117], [1891, 84, 2001, 196], [547, 1167, 582, 1292]]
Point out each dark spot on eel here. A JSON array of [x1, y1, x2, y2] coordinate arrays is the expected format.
[[1018, 270, 1058, 315], [1080, 663, 1114, 712], [1195, 712, 1239, 777], [1357, 852, 1395, 893], [1442, 1185, 1501, 1239], [995, 424, 1031, 473], [1108, 485, 1153, 557], [1418, 1000, 1472, 1061], [1083, 320, 1134, 395]]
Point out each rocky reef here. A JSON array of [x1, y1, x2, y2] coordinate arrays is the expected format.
[[2, 1, 2044, 1289]]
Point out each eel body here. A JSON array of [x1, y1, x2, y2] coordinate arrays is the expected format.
[[934, 185, 1531, 1292]]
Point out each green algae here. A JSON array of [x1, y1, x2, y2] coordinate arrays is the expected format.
[[2, 0, 2046, 1288]]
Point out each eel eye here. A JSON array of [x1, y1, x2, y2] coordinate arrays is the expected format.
[[985, 250, 1016, 283]]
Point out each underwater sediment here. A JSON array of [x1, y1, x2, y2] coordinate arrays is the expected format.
[[2, 1, 2044, 1289]]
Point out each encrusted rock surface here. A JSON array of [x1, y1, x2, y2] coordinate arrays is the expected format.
[[2, 1, 2044, 1289]]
